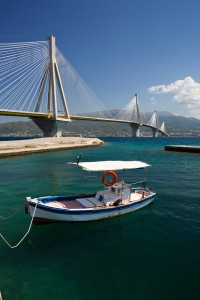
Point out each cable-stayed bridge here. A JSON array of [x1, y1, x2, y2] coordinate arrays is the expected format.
[[0, 36, 168, 137]]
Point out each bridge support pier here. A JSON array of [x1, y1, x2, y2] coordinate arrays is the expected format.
[[152, 128, 158, 137], [130, 124, 140, 137], [160, 132, 166, 137], [31, 118, 70, 137]]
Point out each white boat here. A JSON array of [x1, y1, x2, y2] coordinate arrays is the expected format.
[[25, 160, 156, 224]]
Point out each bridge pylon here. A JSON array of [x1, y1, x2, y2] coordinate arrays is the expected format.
[[159, 121, 168, 136], [0, 37, 170, 137], [32, 35, 71, 137], [147, 111, 160, 137], [130, 94, 141, 137]]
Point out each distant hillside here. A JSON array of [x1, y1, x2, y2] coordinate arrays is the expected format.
[[0, 121, 40, 135], [0, 111, 200, 136], [156, 112, 200, 136]]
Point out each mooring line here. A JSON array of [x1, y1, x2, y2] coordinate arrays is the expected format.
[[0, 205, 24, 220], [0, 201, 38, 249], [0, 188, 24, 200], [0, 188, 24, 219], [0, 209, 21, 220]]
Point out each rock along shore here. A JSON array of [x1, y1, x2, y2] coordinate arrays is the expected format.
[[0, 137, 104, 158]]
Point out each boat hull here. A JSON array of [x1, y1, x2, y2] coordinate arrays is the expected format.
[[28, 194, 156, 224]]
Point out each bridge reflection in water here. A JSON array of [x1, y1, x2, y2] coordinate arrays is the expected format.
[[0, 36, 167, 137]]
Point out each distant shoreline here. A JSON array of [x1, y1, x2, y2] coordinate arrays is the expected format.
[[0, 137, 105, 158]]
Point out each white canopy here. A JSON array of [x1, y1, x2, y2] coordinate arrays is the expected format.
[[74, 161, 150, 172]]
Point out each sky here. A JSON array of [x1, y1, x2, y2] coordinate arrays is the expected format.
[[1, 0, 200, 120]]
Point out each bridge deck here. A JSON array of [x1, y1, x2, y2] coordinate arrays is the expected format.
[[0, 109, 51, 118], [0, 109, 167, 135]]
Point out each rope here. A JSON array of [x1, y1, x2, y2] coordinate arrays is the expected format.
[[0, 201, 38, 249], [0, 188, 24, 200], [0, 188, 25, 219], [0, 208, 21, 220]]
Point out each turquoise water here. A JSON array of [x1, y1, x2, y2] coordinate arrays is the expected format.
[[0, 137, 200, 300]]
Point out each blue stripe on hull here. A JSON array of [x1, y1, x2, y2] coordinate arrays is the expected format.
[[28, 195, 155, 222]]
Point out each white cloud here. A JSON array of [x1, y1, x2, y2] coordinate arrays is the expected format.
[[148, 76, 200, 107]]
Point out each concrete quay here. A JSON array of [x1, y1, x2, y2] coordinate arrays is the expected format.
[[0, 137, 104, 158], [165, 145, 200, 153]]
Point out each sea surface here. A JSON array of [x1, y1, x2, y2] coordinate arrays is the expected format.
[[0, 136, 200, 300]]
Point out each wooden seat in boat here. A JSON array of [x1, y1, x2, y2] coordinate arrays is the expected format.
[[130, 193, 143, 201], [76, 197, 104, 208], [76, 198, 94, 208], [87, 197, 104, 207]]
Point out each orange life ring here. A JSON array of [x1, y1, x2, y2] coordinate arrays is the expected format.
[[102, 170, 118, 186]]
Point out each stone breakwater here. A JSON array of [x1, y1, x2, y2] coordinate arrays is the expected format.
[[0, 137, 104, 157], [165, 145, 200, 153]]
